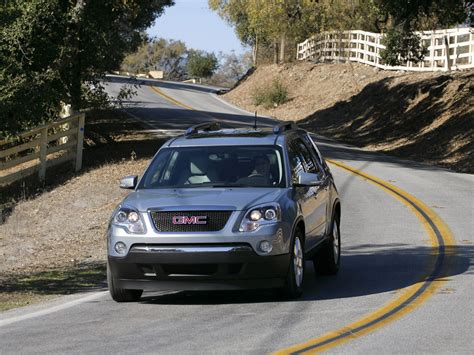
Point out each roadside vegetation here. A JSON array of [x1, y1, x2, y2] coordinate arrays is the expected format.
[[253, 79, 289, 109], [0, 0, 174, 138], [209, 0, 470, 66], [121, 37, 252, 87]]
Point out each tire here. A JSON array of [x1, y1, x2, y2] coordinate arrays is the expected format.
[[280, 228, 305, 299], [107, 262, 143, 302], [314, 216, 341, 276]]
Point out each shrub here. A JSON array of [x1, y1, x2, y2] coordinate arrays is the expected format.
[[253, 80, 289, 108], [380, 28, 427, 66]]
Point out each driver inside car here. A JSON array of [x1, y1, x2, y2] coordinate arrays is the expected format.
[[237, 154, 273, 185]]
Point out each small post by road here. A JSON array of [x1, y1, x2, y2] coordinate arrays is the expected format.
[[75, 113, 85, 172], [38, 127, 48, 182]]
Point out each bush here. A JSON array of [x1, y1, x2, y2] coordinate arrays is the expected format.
[[186, 50, 219, 79], [253, 80, 289, 108], [380, 28, 427, 66]]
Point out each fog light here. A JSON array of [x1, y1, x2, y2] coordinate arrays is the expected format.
[[114, 242, 127, 254], [259, 240, 273, 253]]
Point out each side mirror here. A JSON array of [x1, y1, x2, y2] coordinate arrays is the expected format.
[[295, 172, 323, 187], [120, 175, 138, 189]]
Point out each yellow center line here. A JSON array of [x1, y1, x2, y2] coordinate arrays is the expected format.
[[148, 85, 218, 120], [146, 83, 456, 353], [275, 160, 455, 354]]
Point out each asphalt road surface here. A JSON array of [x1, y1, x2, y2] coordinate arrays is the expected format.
[[1, 77, 472, 354]]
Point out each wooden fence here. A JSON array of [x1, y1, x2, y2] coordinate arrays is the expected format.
[[297, 27, 474, 71], [0, 113, 85, 186]]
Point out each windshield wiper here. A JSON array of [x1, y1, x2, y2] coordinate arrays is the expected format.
[[208, 184, 247, 188]]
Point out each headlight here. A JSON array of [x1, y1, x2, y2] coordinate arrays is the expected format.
[[239, 203, 281, 232], [112, 206, 146, 234]]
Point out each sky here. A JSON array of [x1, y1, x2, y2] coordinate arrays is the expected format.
[[148, 0, 247, 55]]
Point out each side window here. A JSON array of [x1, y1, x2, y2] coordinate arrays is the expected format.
[[303, 135, 324, 167], [294, 138, 324, 178], [287, 141, 306, 183], [140, 149, 173, 188]]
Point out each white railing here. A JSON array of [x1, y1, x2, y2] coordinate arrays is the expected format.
[[297, 27, 474, 71], [0, 113, 85, 186]]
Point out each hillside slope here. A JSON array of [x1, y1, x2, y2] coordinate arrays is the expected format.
[[223, 63, 473, 173]]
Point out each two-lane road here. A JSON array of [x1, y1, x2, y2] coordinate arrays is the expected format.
[[1, 78, 472, 354]]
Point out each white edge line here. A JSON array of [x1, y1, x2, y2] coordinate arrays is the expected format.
[[0, 291, 108, 327]]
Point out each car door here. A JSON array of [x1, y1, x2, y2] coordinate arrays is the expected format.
[[288, 137, 328, 252], [301, 134, 331, 236]]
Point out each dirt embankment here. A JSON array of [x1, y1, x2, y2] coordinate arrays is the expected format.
[[0, 111, 168, 310], [224, 62, 474, 173]]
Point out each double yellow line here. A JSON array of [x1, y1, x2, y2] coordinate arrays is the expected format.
[[149, 85, 218, 120], [276, 160, 455, 354], [147, 83, 456, 353]]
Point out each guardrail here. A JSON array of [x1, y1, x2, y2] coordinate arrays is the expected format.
[[297, 27, 474, 71], [0, 113, 85, 186]]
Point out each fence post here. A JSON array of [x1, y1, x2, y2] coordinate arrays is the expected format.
[[38, 128, 48, 181], [472, 30, 474, 67], [444, 34, 451, 71], [430, 34, 435, 69], [75, 113, 85, 172]]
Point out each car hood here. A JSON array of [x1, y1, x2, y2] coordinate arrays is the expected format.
[[122, 188, 286, 212]]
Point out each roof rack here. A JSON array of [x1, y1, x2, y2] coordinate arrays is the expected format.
[[273, 121, 298, 134], [185, 122, 221, 136]]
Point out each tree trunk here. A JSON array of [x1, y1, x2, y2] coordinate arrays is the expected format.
[[279, 33, 286, 63], [252, 34, 259, 66], [273, 41, 279, 64], [68, 0, 86, 112]]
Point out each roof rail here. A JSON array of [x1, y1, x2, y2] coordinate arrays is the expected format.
[[185, 122, 221, 136], [273, 121, 298, 134]]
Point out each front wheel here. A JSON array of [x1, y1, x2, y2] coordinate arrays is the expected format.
[[314, 217, 341, 275], [280, 229, 305, 299], [107, 262, 143, 302]]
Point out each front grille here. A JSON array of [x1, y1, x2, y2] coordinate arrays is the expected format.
[[149, 210, 232, 232]]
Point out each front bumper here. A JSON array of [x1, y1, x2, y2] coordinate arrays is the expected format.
[[108, 244, 290, 291]]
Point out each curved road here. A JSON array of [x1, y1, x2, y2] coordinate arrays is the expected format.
[[1, 77, 472, 354]]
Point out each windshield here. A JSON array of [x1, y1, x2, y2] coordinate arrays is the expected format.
[[139, 145, 286, 189]]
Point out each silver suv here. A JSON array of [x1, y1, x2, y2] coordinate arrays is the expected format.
[[107, 122, 341, 301]]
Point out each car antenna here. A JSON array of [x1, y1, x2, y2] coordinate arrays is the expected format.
[[254, 111, 258, 130]]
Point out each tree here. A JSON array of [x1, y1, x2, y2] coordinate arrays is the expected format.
[[209, 0, 383, 64], [209, 0, 260, 64], [210, 0, 470, 66], [122, 38, 188, 80], [186, 50, 219, 81], [374, 0, 468, 30], [375, 0, 469, 65], [380, 29, 427, 66], [210, 51, 253, 87], [0, 0, 173, 137]]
